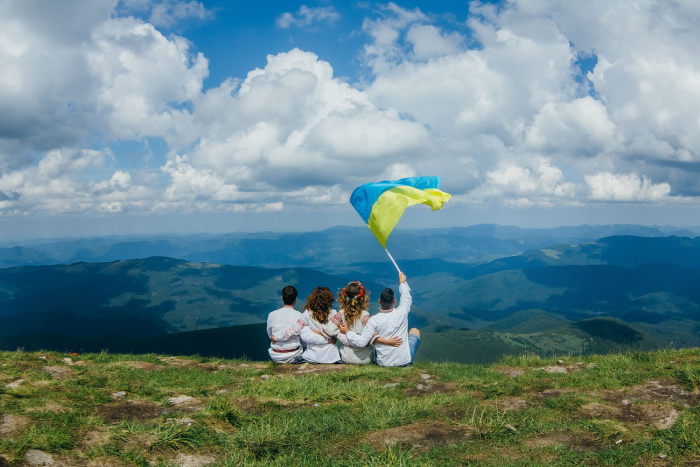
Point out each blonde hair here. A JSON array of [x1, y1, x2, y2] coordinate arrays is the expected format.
[[337, 281, 370, 326], [305, 287, 334, 324]]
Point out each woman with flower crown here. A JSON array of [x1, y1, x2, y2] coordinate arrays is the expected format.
[[331, 281, 402, 364]]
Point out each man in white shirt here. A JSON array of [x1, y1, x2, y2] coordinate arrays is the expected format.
[[267, 285, 329, 363], [338, 273, 420, 367]]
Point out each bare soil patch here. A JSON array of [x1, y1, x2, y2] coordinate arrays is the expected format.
[[80, 429, 112, 448], [364, 421, 472, 451], [26, 402, 71, 414], [532, 388, 578, 400], [0, 414, 31, 437], [158, 357, 217, 372], [108, 361, 165, 371], [494, 367, 525, 378], [217, 363, 268, 370], [622, 380, 699, 407], [525, 430, 603, 453], [98, 399, 165, 423], [404, 382, 460, 397], [579, 402, 679, 429], [173, 454, 217, 467], [41, 365, 75, 380], [483, 397, 532, 411], [272, 363, 347, 376]]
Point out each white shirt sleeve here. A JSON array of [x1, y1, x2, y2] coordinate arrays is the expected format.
[[393, 282, 412, 319], [346, 317, 377, 348], [301, 325, 332, 345]]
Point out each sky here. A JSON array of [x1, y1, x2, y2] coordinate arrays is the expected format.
[[1, 0, 700, 241]]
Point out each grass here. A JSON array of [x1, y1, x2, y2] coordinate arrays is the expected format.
[[0, 348, 699, 466]]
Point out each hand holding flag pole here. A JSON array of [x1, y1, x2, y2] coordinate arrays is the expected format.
[[350, 176, 451, 273]]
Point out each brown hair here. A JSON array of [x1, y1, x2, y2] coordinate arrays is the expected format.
[[337, 281, 370, 326], [304, 287, 334, 324]]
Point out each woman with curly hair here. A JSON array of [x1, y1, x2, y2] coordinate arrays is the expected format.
[[300, 286, 343, 364], [332, 281, 402, 364]]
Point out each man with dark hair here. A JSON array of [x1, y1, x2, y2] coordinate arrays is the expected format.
[[338, 272, 420, 367], [267, 285, 328, 363]]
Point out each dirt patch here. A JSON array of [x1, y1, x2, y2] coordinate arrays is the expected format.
[[217, 363, 268, 370], [532, 388, 578, 400], [80, 429, 112, 448], [483, 397, 532, 411], [495, 367, 525, 378], [272, 363, 347, 376], [158, 357, 217, 372], [579, 402, 679, 429], [525, 430, 603, 453], [404, 382, 460, 397], [26, 402, 71, 414], [364, 421, 472, 451], [41, 365, 75, 380], [98, 399, 165, 423], [0, 414, 31, 437], [108, 361, 165, 371], [621, 380, 700, 407], [167, 397, 204, 414], [173, 454, 217, 467]]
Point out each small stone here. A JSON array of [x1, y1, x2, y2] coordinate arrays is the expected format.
[[275, 374, 284, 379], [381, 383, 399, 388], [260, 375, 270, 380], [111, 391, 127, 398], [25, 449, 56, 466], [557, 360, 564, 365], [314, 403, 319, 407], [615, 439, 623, 445], [5, 379, 24, 389], [540, 366, 567, 374], [168, 395, 193, 405], [658, 454, 668, 459], [420, 374, 431, 380], [38, 356, 47, 360], [586, 363, 598, 369], [504, 424, 517, 432], [62, 358, 73, 365], [416, 384, 425, 390], [670, 361, 675, 364]]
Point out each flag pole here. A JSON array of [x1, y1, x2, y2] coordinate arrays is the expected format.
[[384, 248, 401, 274]]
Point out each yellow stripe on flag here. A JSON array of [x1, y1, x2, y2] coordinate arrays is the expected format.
[[367, 186, 451, 247]]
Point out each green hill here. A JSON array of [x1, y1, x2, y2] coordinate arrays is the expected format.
[[1, 347, 699, 466]]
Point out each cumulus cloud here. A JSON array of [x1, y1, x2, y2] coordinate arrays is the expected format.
[[586, 172, 671, 202], [276, 6, 340, 29], [2, 0, 700, 219]]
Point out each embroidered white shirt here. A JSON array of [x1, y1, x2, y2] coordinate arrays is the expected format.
[[345, 282, 412, 367], [267, 306, 307, 363], [332, 309, 373, 365], [301, 309, 341, 364]]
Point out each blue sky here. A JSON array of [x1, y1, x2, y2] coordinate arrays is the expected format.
[[1, 0, 700, 241]]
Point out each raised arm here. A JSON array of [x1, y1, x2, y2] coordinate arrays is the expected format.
[[394, 274, 412, 319]]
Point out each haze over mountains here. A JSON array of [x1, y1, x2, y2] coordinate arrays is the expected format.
[[1, 224, 700, 362]]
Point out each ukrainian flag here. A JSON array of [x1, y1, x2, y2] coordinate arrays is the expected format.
[[350, 177, 451, 248]]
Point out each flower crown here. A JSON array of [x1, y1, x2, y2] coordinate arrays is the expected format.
[[343, 281, 364, 301]]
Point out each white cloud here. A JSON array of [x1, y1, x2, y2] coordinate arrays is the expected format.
[[276, 6, 340, 29], [586, 172, 671, 201], [118, 0, 212, 28]]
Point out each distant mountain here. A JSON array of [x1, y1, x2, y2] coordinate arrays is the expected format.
[[3, 224, 697, 270], [0, 257, 387, 338]]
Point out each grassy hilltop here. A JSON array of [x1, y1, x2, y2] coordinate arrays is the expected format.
[[1, 348, 700, 466]]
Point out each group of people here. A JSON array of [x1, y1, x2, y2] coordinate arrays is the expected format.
[[266, 273, 420, 367]]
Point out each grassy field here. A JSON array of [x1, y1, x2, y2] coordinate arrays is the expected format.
[[1, 348, 700, 466]]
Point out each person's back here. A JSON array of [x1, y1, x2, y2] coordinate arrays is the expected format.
[[267, 285, 306, 364], [301, 287, 341, 364], [341, 273, 420, 367], [333, 281, 374, 364]]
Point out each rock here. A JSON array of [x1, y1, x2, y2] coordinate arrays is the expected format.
[[260, 375, 270, 380], [557, 360, 564, 365], [504, 424, 518, 432], [416, 384, 425, 390], [381, 383, 400, 388], [25, 449, 59, 466], [615, 439, 623, 445], [5, 379, 25, 389], [38, 356, 47, 360], [420, 374, 431, 380], [168, 395, 193, 405], [62, 358, 73, 365], [659, 454, 668, 459], [111, 391, 127, 398]]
